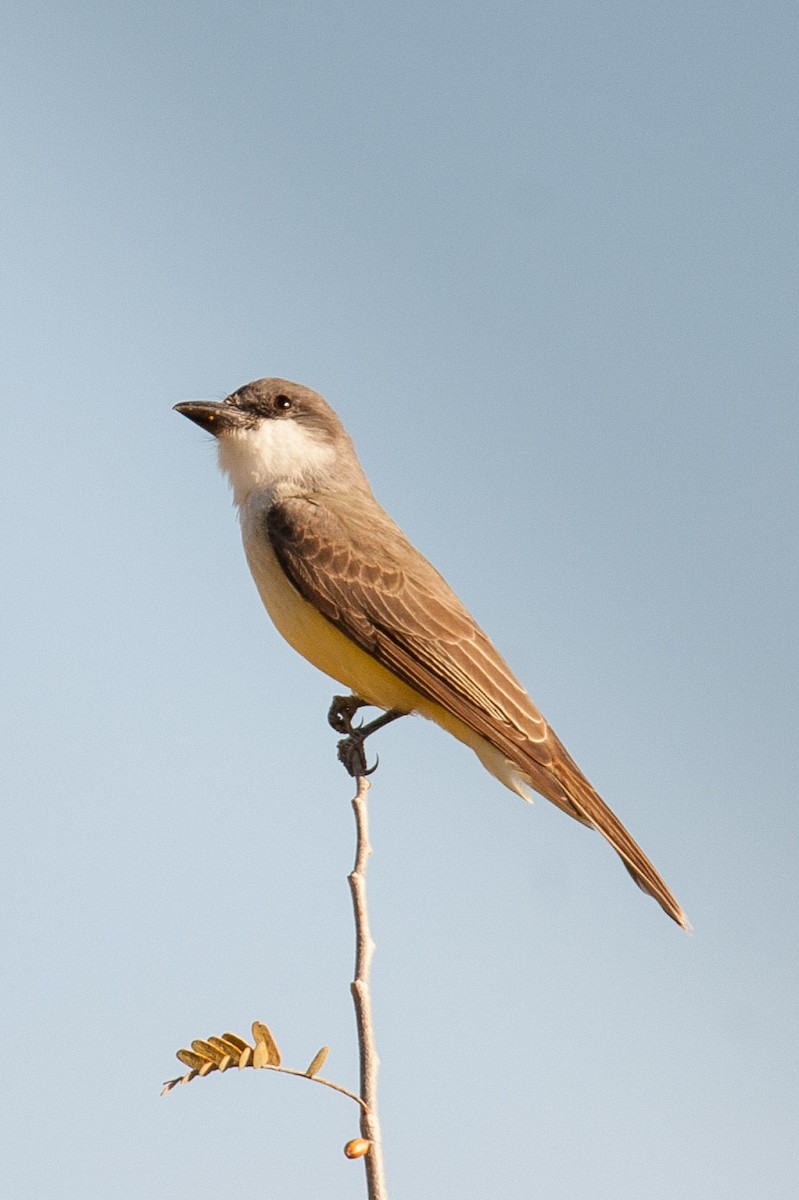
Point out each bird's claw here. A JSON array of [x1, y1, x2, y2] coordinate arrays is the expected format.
[[336, 734, 379, 779], [328, 694, 365, 735], [329, 698, 404, 778]]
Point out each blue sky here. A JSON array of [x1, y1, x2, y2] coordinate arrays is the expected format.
[[2, 2, 797, 1196]]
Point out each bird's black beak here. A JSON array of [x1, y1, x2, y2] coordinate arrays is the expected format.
[[173, 401, 242, 436]]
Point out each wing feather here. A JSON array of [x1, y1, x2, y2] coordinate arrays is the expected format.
[[266, 496, 550, 761]]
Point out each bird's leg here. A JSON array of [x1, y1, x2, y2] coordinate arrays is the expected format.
[[328, 694, 406, 778]]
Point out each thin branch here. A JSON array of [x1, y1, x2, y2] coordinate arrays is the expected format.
[[349, 775, 389, 1200], [258, 1064, 367, 1112], [160, 1056, 368, 1113]]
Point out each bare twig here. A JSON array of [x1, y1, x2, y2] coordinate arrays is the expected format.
[[349, 774, 389, 1200], [258, 1064, 367, 1112]]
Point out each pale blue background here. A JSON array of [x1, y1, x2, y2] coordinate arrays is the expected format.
[[2, 2, 797, 1197]]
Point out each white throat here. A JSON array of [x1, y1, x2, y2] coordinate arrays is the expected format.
[[217, 418, 336, 506]]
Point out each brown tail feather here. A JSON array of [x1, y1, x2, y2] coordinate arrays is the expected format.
[[547, 739, 690, 931]]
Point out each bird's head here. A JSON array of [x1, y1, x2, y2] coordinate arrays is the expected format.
[[175, 378, 365, 505]]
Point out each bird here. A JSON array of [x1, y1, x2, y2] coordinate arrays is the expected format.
[[175, 377, 689, 930]]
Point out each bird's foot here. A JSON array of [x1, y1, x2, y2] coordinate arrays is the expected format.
[[328, 694, 367, 735], [336, 731, 379, 778], [328, 696, 406, 778]]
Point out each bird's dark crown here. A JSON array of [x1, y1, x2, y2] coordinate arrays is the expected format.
[[225, 378, 333, 427]]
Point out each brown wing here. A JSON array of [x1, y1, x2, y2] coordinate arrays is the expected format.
[[266, 495, 689, 930], [266, 495, 554, 762]]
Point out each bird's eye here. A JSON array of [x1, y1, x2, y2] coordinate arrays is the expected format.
[[275, 395, 292, 411]]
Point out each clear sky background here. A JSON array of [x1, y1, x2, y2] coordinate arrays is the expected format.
[[2, 2, 797, 1197]]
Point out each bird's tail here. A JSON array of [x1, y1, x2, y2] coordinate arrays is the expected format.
[[547, 737, 691, 931]]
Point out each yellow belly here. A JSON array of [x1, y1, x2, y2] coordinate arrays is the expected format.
[[242, 518, 420, 707]]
